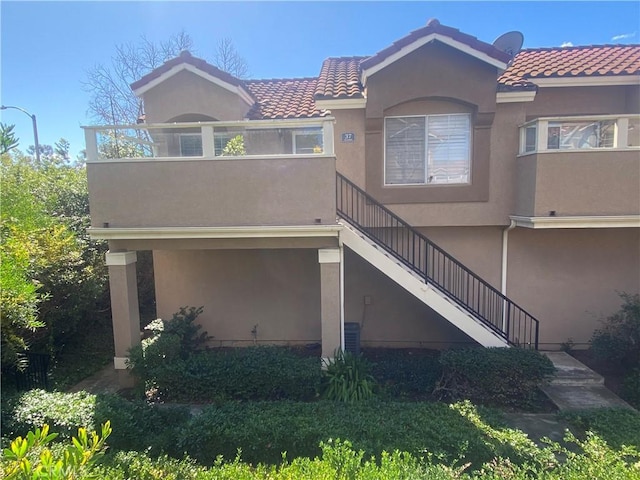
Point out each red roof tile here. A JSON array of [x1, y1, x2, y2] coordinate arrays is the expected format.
[[315, 56, 367, 99], [245, 78, 329, 119], [499, 45, 640, 90], [361, 18, 511, 72]]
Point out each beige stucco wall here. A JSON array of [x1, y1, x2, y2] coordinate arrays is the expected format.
[[344, 248, 474, 348], [142, 69, 251, 123], [333, 109, 366, 189], [507, 227, 640, 348], [154, 249, 322, 345], [526, 86, 633, 119], [87, 156, 336, 228], [515, 150, 640, 217]]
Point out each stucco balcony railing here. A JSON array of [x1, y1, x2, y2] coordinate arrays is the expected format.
[[515, 150, 640, 218], [84, 119, 337, 229]]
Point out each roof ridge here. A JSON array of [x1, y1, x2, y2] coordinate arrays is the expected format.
[[246, 76, 318, 83], [521, 44, 640, 52]]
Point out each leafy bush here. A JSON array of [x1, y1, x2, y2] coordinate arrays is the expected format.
[[591, 293, 640, 370], [365, 348, 441, 399], [2, 422, 111, 480], [434, 347, 556, 409], [2, 390, 190, 456], [323, 350, 375, 402], [178, 400, 509, 467], [130, 343, 322, 402], [622, 369, 640, 409], [562, 408, 640, 449]]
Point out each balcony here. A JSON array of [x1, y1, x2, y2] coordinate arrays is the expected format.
[[84, 119, 338, 229], [515, 115, 640, 218]]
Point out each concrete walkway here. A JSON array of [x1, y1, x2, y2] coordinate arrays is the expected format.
[[541, 352, 636, 411], [68, 364, 122, 395]]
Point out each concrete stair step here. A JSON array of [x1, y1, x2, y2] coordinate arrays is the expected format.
[[543, 351, 604, 386], [542, 384, 635, 411]]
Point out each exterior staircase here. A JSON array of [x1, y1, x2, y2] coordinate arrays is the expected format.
[[336, 173, 540, 349]]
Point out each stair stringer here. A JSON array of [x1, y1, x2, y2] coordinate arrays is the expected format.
[[340, 221, 510, 348]]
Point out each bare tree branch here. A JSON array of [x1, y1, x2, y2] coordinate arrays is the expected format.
[[83, 33, 248, 127]]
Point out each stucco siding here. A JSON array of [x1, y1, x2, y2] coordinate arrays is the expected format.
[[507, 227, 640, 348], [154, 249, 322, 345]]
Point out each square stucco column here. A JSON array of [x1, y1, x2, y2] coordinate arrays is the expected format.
[[105, 251, 140, 385], [318, 248, 343, 362]]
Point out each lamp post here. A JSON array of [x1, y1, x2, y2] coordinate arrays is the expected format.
[[1, 105, 41, 162]]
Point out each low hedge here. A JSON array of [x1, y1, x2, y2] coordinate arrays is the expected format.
[[365, 348, 441, 399], [562, 408, 640, 449], [434, 347, 556, 409], [130, 345, 323, 402], [4, 390, 511, 468], [2, 390, 190, 455]]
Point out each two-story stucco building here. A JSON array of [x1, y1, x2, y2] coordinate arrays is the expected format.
[[85, 19, 640, 379]]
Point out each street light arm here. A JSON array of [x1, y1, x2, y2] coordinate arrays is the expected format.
[[1, 105, 41, 162]]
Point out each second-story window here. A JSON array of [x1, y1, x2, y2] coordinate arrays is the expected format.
[[384, 114, 471, 185]]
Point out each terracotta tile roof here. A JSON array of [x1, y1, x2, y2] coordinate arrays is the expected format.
[[131, 51, 250, 94], [315, 56, 367, 99], [361, 18, 511, 72], [499, 45, 640, 90], [244, 78, 329, 119]]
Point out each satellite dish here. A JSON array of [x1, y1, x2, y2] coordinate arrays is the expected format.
[[492, 31, 524, 57]]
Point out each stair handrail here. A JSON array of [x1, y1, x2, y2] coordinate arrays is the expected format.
[[336, 172, 539, 349]]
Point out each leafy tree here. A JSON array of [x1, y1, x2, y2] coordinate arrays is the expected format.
[[0, 123, 19, 154], [83, 32, 249, 126], [0, 149, 109, 370]]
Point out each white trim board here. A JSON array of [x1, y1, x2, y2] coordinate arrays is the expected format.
[[315, 98, 367, 110], [532, 75, 640, 88], [510, 215, 640, 229], [362, 33, 508, 84], [89, 225, 343, 240], [496, 91, 537, 103]]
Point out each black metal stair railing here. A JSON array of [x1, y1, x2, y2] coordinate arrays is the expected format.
[[336, 172, 539, 349]]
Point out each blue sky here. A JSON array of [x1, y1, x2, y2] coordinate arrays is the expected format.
[[2, 1, 639, 158]]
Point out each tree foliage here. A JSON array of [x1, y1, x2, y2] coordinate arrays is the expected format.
[[84, 32, 248, 126], [0, 123, 19, 154], [0, 148, 109, 369]]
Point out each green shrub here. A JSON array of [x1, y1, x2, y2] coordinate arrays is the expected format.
[[177, 400, 510, 467], [2, 422, 111, 480], [323, 350, 375, 402], [132, 345, 322, 402], [591, 293, 640, 371], [562, 408, 640, 449], [3, 390, 190, 456], [622, 369, 640, 409], [366, 349, 441, 399], [434, 347, 556, 409]]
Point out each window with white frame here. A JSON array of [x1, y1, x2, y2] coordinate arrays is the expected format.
[[293, 128, 323, 154], [385, 114, 471, 185], [179, 134, 203, 157]]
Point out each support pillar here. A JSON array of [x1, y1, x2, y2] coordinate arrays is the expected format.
[[105, 251, 140, 387], [318, 248, 343, 364]]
